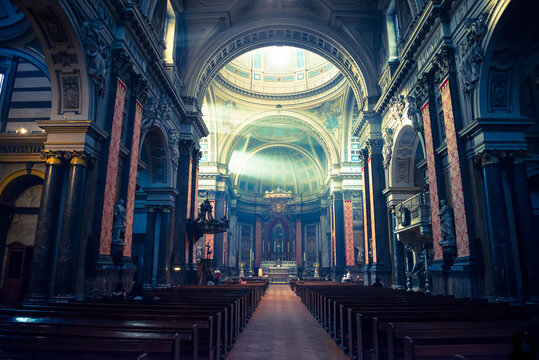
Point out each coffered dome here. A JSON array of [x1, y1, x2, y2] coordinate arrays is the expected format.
[[217, 46, 340, 96]]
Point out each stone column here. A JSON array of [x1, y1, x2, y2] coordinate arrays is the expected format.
[[55, 151, 89, 297], [213, 191, 226, 267], [390, 208, 406, 289], [156, 206, 171, 287], [295, 218, 302, 267], [359, 149, 372, 284], [366, 139, 391, 283], [507, 152, 538, 298], [143, 205, 157, 286], [27, 151, 64, 299], [476, 151, 517, 298], [171, 139, 193, 283]]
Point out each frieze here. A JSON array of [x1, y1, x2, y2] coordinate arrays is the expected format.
[[0, 144, 45, 153], [417, 26, 443, 72]]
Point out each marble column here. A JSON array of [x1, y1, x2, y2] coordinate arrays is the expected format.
[[171, 139, 193, 283], [55, 152, 89, 297], [333, 191, 346, 268], [359, 149, 372, 284], [143, 205, 157, 286], [156, 206, 171, 287], [391, 208, 406, 289], [477, 151, 517, 298], [367, 139, 391, 282], [508, 153, 538, 298], [28, 151, 64, 298], [213, 191, 226, 267]]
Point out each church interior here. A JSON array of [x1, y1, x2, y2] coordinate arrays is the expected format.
[[0, 0, 538, 358]]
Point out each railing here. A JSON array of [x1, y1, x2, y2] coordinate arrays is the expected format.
[[394, 191, 431, 233]]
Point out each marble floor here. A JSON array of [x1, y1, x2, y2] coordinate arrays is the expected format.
[[227, 284, 349, 360]]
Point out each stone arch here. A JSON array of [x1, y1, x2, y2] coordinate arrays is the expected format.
[[139, 125, 173, 187], [388, 124, 423, 188], [476, 0, 539, 119], [219, 110, 340, 167], [184, 17, 378, 108], [0, 169, 44, 292], [13, 0, 93, 121]]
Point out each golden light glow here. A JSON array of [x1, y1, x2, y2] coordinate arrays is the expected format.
[[17, 127, 28, 134]]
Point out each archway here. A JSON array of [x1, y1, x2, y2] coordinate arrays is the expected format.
[[132, 126, 174, 287], [0, 170, 44, 302], [185, 21, 377, 108], [12, 0, 93, 121]]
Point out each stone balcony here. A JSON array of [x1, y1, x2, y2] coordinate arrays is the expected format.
[[394, 191, 432, 252]]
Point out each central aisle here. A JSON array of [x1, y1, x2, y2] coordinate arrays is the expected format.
[[227, 284, 349, 360]]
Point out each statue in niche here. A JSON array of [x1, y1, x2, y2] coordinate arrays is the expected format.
[[111, 199, 126, 266], [196, 244, 204, 263], [438, 199, 457, 266]]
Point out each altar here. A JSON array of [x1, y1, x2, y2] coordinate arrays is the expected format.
[[267, 267, 290, 283]]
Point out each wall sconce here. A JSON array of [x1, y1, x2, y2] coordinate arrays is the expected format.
[[173, 265, 181, 272], [17, 127, 28, 134]]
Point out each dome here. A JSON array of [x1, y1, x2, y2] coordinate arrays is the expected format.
[[218, 46, 340, 96]]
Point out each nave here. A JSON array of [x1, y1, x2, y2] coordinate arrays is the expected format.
[[227, 285, 348, 360]]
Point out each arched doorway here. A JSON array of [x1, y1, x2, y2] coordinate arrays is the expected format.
[[132, 126, 175, 288], [0, 170, 44, 303]]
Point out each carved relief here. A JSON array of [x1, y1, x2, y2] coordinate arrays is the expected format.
[[167, 129, 180, 169], [489, 70, 511, 111], [406, 95, 422, 132], [388, 95, 406, 123], [37, 10, 69, 44], [141, 94, 172, 132], [433, 47, 455, 84], [382, 128, 394, 169], [82, 21, 109, 96], [396, 158, 410, 182], [458, 14, 488, 94], [61, 74, 80, 110], [133, 75, 149, 104], [112, 48, 133, 82], [366, 138, 383, 157]]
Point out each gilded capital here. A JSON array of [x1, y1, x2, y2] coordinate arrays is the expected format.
[[41, 150, 64, 165], [64, 151, 92, 167]]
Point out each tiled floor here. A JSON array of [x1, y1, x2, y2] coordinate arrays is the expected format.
[[227, 285, 349, 360]]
